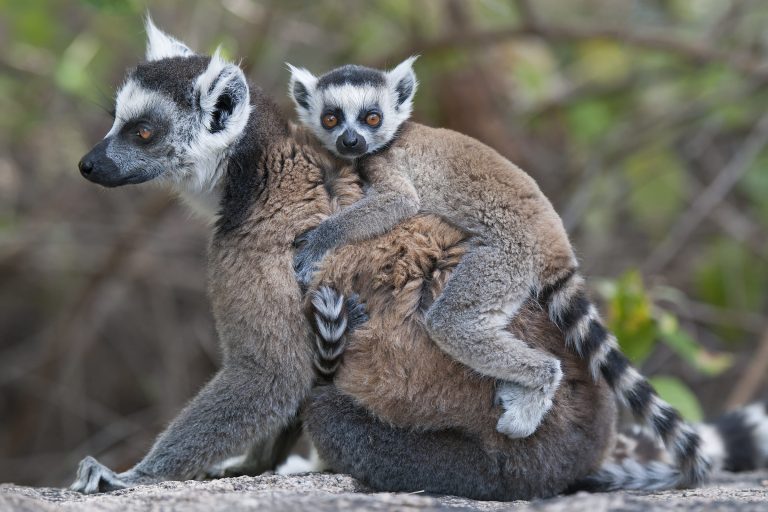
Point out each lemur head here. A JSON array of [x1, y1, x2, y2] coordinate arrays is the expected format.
[[287, 57, 418, 159], [78, 17, 251, 191]]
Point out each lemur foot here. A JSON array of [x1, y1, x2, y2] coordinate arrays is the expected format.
[[494, 380, 557, 439], [70, 456, 151, 494]]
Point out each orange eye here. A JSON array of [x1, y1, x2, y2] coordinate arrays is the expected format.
[[137, 126, 152, 140], [365, 112, 381, 127], [322, 114, 338, 129]]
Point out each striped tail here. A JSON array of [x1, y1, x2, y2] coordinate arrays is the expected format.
[[698, 402, 768, 472], [577, 401, 768, 492], [309, 286, 368, 380], [539, 270, 711, 489]]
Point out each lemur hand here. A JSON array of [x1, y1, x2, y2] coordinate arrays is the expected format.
[[71, 456, 153, 494], [293, 228, 333, 288]]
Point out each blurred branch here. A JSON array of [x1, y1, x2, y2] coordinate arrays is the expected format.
[[726, 327, 768, 409], [644, 112, 768, 273], [661, 297, 768, 334], [375, 21, 768, 83]]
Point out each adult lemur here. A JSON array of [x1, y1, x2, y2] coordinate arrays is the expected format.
[[71, 19, 768, 498], [287, 60, 715, 485]]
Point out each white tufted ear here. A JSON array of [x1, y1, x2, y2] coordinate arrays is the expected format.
[[194, 49, 250, 136], [386, 56, 419, 112], [145, 15, 194, 61], [286, 64, 318, 115]]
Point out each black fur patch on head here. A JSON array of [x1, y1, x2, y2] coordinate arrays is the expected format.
[[317, 64, 385, 89], [715, 409, 758, 471], [132, 55, 211, 110], [395, 76, 414, 107], [293, 81, 310, 110], [600, 348, 629, 387]]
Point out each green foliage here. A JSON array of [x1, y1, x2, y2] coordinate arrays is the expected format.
[[741, 154, 768, 225], [657, 312, 732, 376], [574, 40, 630, 85], [601, 271, 658, 363], [566, 99, 616, 146], [648, 376, 703, 422], [600, 271, 735, 420], [622, 146, 688, 237], [694, 238, 768, 341]]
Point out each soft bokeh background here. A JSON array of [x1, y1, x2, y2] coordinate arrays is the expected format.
[[1, 0, 767, 486]]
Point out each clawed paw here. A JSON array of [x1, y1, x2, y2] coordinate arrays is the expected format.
[[494, 382, 554, 439], [71, 456, 128, 494], [293, 241, 326, 288]]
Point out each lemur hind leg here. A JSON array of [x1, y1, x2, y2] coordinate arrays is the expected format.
[[212, 419, 303, 478], [424, 245, 562, 439], [304, 385, 513, 501]]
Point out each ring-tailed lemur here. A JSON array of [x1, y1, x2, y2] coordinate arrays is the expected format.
[[287, 60, 709, 487], [70, 18, 767, 499]]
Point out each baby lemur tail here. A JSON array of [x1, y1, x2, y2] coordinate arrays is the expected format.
[[309, 286, 368, 379], [539, 270, 711, 489]]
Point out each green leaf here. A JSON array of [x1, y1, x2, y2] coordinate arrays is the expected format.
[[602, 271, 658, 364], [657, 312, 733, 376], [648, 376, 703, 422]]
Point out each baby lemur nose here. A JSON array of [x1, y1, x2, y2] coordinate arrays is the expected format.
[[341, 130, 359, 147], [78, 157, 94, 177]]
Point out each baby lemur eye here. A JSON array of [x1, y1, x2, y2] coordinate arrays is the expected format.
[[321, 114, 338, 129], [365, 112, 381, 128], [136, 126, 153, 140]]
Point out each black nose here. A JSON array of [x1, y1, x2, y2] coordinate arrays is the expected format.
[[342, 133, 358, 147], [78, 158, 94, 177]]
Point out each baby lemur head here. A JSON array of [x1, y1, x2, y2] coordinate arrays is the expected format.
[[78, 17, 251, 192], [288, 57, 418, 159]]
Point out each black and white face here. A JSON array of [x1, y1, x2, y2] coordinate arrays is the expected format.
[[78, 18, 250, 191], [288, 58, 418, 159]]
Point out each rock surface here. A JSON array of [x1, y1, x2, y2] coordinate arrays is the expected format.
[[1, 471, 767, 511]]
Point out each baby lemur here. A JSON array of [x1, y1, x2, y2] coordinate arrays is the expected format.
[[288, 59, 709, 485]]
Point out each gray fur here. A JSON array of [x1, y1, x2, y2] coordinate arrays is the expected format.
[[289, 62, 712, 486]]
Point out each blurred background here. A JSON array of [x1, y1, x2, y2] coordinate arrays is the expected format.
[[1, 0, 767, 487]]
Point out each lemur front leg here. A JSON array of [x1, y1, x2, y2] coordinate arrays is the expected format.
[[293, 168, 419, 287], [424, 246, 563, 439], [72, 354, 314, 493]]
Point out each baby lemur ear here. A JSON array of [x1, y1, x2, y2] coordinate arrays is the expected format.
[[195, 50, 251, 136], [287, 64, 318, 115], [144, 15, 194, 61], [386, 56, 419, 112]]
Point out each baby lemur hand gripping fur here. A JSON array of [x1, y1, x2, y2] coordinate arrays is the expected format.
[[288, 59, 710, 486]]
